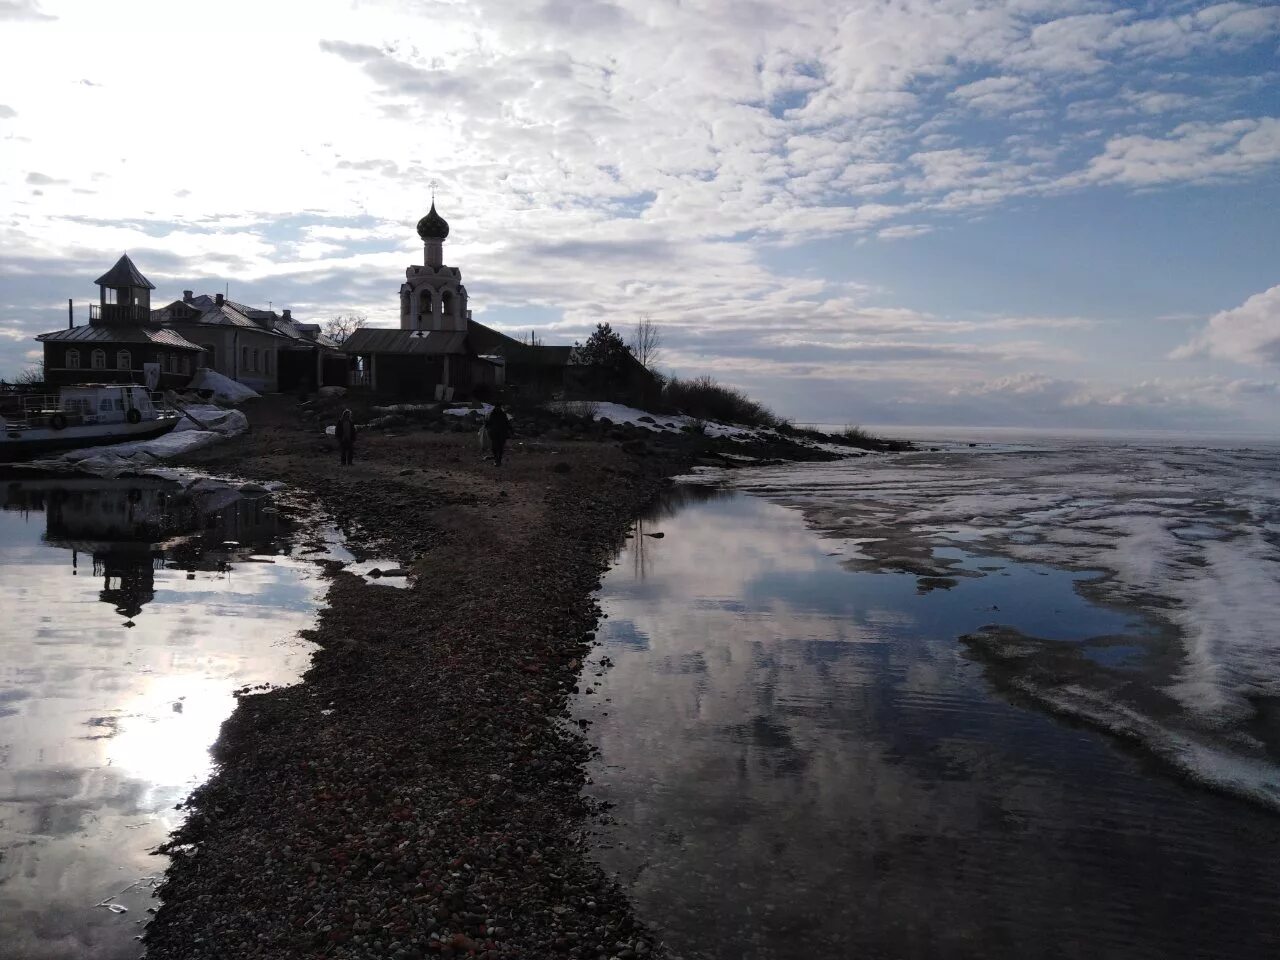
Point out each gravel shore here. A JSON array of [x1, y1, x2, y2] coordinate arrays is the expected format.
[[143, 395, 860, 959], [144, 397, 696, 959]]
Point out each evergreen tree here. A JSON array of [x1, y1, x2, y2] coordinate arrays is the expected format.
[[573, 323, 631, 370]]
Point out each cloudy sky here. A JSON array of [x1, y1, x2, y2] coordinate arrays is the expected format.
[[2, 0, 1277, 431]]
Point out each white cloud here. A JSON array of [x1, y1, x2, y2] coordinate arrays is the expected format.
[[1173, 285, 1280, 366], [1072, 117, 1280, 187], [0, 0, 1277, 430]]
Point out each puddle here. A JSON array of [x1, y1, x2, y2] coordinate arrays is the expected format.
[[0, 471, 325, 959], [578, 486, 1280, 960]]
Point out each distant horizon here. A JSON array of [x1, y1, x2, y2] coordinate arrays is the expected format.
[[2, 0, 1277, 431], [799, 422, 1279, 443]]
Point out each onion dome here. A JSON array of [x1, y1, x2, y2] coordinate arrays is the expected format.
[[416, 202, 450, 241]]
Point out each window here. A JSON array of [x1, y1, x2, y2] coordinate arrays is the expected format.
[[201, 344, 215, 368], [116, 349, 131, 370], [91, 349, 106, 370], [66, 349, 81, 369], [181, 355, 190, 375], [251, 349, 258, 372], [99, 399, 113, 412], [242, 346, 249, 371], [266, 351, 273, 374], [166, 353, 177, 373]]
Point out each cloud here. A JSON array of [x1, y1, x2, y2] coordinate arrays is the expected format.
[[1072, 117, 1280, 188], [0, 103, 15, 119], [1173, 285, 1280, 366], [877, 224, 934, 240], [1, 0, 1278, 431], [0, 0, 54, 21], [25, 171, 67, 186], [949, 75, 1042, 114]]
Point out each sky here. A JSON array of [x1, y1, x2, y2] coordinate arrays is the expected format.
[[1, 0, 1278, 432]]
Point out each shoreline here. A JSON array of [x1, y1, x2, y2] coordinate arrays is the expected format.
[[143, 396, 862, 958]]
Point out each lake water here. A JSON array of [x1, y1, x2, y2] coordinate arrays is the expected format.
[[0, 471, 325, 960], [580, 438, 1280, 960]]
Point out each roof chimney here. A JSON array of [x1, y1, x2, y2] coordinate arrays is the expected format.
[[183, 290, 193, 303], [282, 309, 291, 321], [215, 293, 224, 307]]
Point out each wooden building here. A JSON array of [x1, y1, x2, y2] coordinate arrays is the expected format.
[[36, 255, 203, 390]]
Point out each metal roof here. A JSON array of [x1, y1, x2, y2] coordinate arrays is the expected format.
[[37, 324, 203, 350], [94, 254, 156, 290], [153, 296, 340, 350], [344, 328, 468, 355]]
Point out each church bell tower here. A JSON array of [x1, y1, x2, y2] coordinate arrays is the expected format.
[[399, 201, 469, 333]]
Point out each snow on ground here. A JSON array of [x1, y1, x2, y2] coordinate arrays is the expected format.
[[443, 404, 492, 417], [29, 408, 249, 475], [729, 440, 1280, 810], [173, 404, 249, 434], [372, 403, 437, 414], [546, 401, 766, 439], [186, 368, 260, 404]]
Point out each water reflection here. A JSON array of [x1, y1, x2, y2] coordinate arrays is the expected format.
[[581, 489, 1280, 960], [0, 472, 321, 960]]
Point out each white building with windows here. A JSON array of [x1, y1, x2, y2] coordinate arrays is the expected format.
[[151, 291, 343, 393]]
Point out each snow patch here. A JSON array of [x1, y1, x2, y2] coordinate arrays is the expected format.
[[29, 411, 248, 475], [547, 401, 765, 440], [186, 369, 260, 404], [732, 440, 1280, 811]]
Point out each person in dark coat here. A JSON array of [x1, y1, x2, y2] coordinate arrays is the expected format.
[[336, 408, 357, 465], [485, 403, 511, 467]]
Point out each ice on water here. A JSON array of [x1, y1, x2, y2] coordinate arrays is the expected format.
[[731, 438, 1280, 808]]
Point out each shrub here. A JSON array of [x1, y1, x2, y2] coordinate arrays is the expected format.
[[662, 375, 783, 428], [559, 399, 600, 420], [840, 424, 871, 443]]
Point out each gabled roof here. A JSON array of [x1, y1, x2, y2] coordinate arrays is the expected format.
[[153, 295, 340, 349], [344, 327, 468, 355], [37, 324, 203, 350], [94, 254, 155, 290]]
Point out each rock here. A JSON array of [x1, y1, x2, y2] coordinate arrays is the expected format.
[[643, 532, 664, 539]]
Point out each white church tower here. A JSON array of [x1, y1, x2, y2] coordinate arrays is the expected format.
[[399, 202, 469, 332]]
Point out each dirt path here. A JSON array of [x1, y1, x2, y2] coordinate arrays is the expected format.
[[144, 397, 684, 959]]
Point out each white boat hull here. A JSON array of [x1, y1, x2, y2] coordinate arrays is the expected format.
[[1, 414, 181, 462]]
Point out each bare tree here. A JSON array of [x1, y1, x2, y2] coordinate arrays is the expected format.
[[14, 362, 44, 386], [524, 329, 543, 348], [323, 314, 368, 345], [629, 316, 662, 371]]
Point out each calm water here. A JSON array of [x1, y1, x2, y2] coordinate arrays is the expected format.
[[0, 472, 324, 960], [580, 485, 1280, 960]]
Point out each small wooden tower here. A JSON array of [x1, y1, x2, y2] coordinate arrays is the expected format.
[[92, 253, 155, 325]]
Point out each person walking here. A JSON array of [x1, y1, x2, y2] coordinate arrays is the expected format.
[[485, 402, 511, 468], [336, 408, 357, 465]]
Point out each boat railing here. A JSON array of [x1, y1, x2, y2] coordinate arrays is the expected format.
[[1, 390, 176, 430]]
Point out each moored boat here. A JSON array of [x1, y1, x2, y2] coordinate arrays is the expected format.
[[0, 384, 181, 462]]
